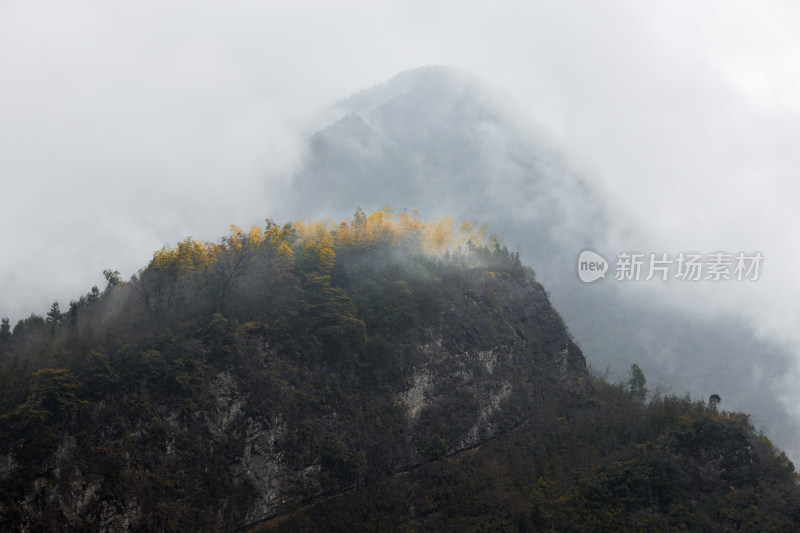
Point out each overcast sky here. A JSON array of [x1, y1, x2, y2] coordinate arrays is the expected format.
[[2, 1, 800, 364]]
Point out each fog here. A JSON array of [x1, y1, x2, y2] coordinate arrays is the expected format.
[[2, 1, 800, 450]]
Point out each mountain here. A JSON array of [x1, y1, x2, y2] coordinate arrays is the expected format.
[[284, 66, 600, 245], [0, 214, 583, 529], [1, 211, 798, 531], [279, 66, 800, 460]]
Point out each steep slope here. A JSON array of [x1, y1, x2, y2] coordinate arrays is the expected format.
[[0, 211, 587, 530], [261, 389, 800, 532], [279, 66, 800, 459]]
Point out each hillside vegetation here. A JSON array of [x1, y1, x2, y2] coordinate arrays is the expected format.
[[0, 207, 798, 532]]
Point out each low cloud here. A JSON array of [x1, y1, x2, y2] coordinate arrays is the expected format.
[[2, 3, 799, 445]]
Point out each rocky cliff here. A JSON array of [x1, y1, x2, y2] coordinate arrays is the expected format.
[[0, 214, 590, 531], [4, 212, 797, 532], [232, 269, 588, 527]]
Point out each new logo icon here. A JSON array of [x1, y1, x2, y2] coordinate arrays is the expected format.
[[578, 250, 608, 283]]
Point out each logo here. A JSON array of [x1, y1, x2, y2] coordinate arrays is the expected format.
[[578, 250, 608, 283], [575, 250, 763, 283]]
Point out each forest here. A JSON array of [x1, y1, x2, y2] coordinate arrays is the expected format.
[[1, 207, 798, 532]]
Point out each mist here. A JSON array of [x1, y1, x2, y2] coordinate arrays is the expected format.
[[3, 1, 800, 454]]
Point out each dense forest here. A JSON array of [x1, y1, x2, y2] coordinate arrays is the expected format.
[[1, 207, 798, 531]]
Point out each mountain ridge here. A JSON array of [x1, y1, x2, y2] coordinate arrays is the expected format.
[[2, 209, 798, 531], [279, 65, 800, 461], [0, 210, 591, 529]]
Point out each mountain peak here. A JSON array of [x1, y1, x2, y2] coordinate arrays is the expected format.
[[338, 65, 488, 115], [283, 66, 529, 224]]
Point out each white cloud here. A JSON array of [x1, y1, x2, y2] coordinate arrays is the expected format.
[[1, 1, 799, 362]]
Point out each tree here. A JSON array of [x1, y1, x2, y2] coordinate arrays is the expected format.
[[2, 368, 87, 467], [275, 241, 295, 274], [79, 351, 119, 398], [46, 301, 63, 329], [0, 316, 10, 355], [352, 206, 367, 234], [103, 269, 121, 291], [68, 300, 79, 327], [709, 394, 721, 412], [25, 368, 87, 419], [425, 216, 455, 254], [0, 317, 10, 340], [423, 434, 448, 461], [10, 314, 46, 344], [214, 226, 255, 312], [87, 285, 100, 303], [627, 363, 647, 401], [351, 207, 372, 253]]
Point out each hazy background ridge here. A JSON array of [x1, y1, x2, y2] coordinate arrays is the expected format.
[[2, 0, 800, 457]]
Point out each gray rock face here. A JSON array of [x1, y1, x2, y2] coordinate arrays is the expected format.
[[399, 272, 587, 455], [232, 270, 589, 526]]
